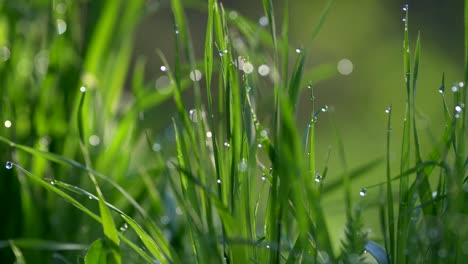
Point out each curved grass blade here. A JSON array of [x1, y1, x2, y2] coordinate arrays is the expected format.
[[7, 162, 157, 263], [365, 240, 389, 264], [85, 239, 107, 264], [8, 241, 25, 264]]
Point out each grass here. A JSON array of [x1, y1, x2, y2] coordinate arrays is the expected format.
[[0, 0, 467, 263]]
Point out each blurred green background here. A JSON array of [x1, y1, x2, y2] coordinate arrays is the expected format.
[[0, 0, 465, 261]]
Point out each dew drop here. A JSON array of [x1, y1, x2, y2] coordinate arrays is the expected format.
[[80, 86, 86, 93], [259, 16, 268, 26], [315, 173, 322, 183], [258, 64, 270, 76], [219, 49, 228, 56], [438, 86, 444, 94], [88, 196, 93, 199], [295, 48, 302, 54], [385, 107, 391, 114], [242, 62, 254, 74], [266, 244, 270, 249], [228, 11, 238, 20], [321, 105, 329, 112], [206, 131, 212, 138], [359, 188, 367, 197], [189, 109, 198, 123], [217, 179, 222, 184], [261, 174, 266, 181], [160, 65, 167, 72], [455, 105, 462, 113], [189, 69, 202, 81], [224, 142, 230, 147], [4, 120, 12, 128], [1, 46, 11, 61], [50, 180, 56, 185], [337, 58, 353, 75], [120, 223, 128, 231], [5, 161, 13, 170], [152, 143, 162, 152], [459, 81, 465, 87], [452, 84, 459, 92], [260, 130, 268, 138], [403, 4, 408, 11], [89, 135, 100, 146], [307, 84, 312, 89], [402, 18, 406, 22], [238, 159, 248, 172], [257, 143, 262, 148], [56, 19, 67, 35]]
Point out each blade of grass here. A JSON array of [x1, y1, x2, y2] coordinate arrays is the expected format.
[[77, 89, 121, 264]]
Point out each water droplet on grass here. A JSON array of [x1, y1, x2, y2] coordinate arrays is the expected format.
[[455, 105, 462, 112], [4, 120, 12, 128], [337, 58, 353, 75], [50, 180, 56, 185], [206, 131, 212, 138], [224, 142, 230, 147], [217, 179, 222, 184], [438, 86, 444, 94], [80, 86, 86, 93], [152, 143, 162, 152], [359, 188, 367, 196], [266, 244, 270, 249], [257, 143, 262, 148], [403, 4, 408, 11], [452, 84, 459, 92], [242, 62, 254, 74], [321, 105, 329, 112], [189, 69, 202, 81], [5, 161, 13, 170], [219, 49, 228, 56], [120, 223, 128, 231], [56, 19, 67, 35], [260, 130, 268, 138], [1, 46, 11, 61], [88, 196, 93, 199], [160, 65, 167, 72], [295, 48, 302, 54], [89, 135, 100, 146], [315, 173, 322, 183], [259, 16, 268, 26], [402, 18, 406, 22], [238, 159, 248, 172], [459, 81, 465, 87], [229, 11, 238, 20], [385, 107, 391, 114], [258, 64, 270, 76], [261, 174, 266, 181], [189, 109, 198, 122]]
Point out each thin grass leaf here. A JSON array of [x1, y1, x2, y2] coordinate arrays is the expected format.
[[6, 162, 156, 263], [8, 241, 25, 264], [0, 240, 87, 251], [385, 106, 395, 263], [288, 50, 305, 110], [85, 239, 107, 264], [307, 0, 335, 46]]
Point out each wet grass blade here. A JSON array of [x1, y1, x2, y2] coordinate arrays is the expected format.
[[385, 106, 395, 263], [396, 7, 411, 263]]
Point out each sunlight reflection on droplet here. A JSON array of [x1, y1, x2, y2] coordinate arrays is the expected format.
[[4, 120, 12, 128]]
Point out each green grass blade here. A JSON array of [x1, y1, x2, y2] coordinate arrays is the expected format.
[[385, 106, 395, 263], [85, 239, 107, 264], [0, 240, 87, 251], [307, 0, 335, 46], [121, 214, 171, 263], [288, 50, 305, 110], [8, 241, 26, 264], [397, 6, 411, 263]]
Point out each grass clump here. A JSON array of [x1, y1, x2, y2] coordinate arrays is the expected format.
[[0, 1, 467, 263]]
